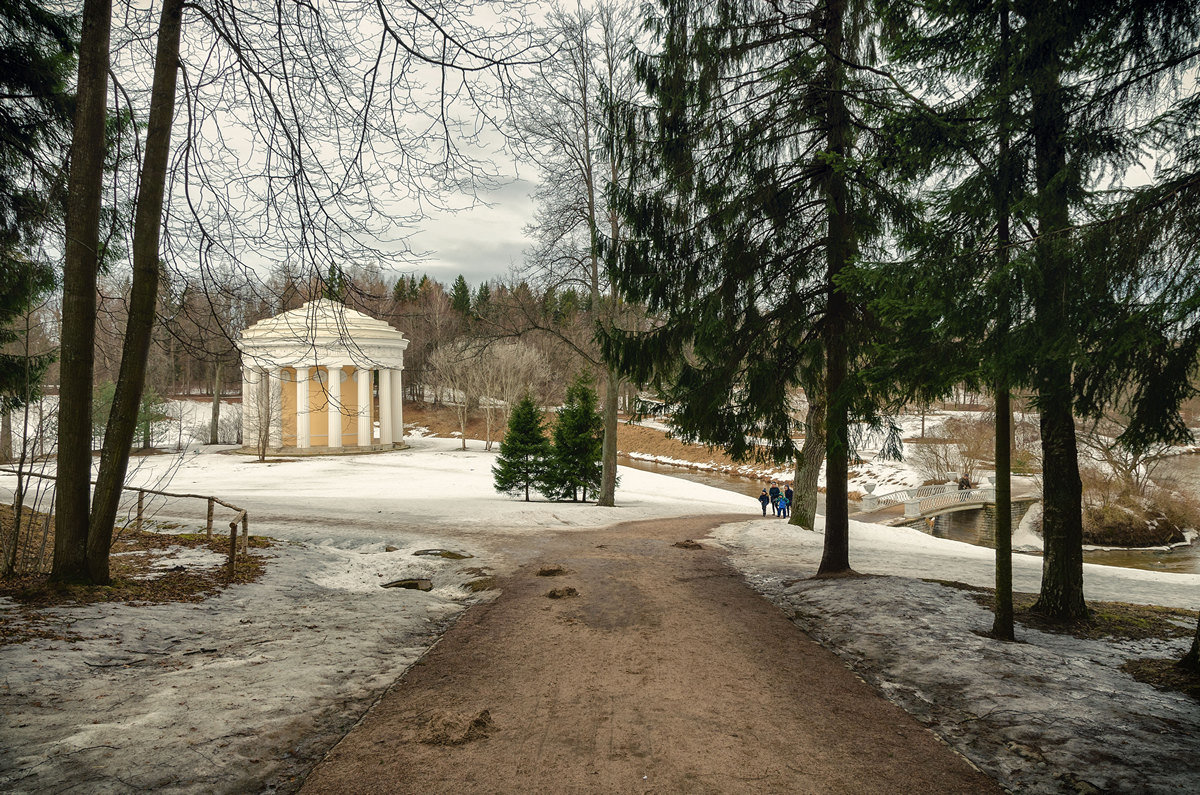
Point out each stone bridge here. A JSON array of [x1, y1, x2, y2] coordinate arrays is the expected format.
[[855, 483, 1040, 545]]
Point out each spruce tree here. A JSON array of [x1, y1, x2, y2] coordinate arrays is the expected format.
[[0, 0, 73, 417], [450, 274, 472, 315], [866, 0, 1200, 624], [548, 376, 605, 502], [608, 0, 897, 574], [493, 393, 553, 501], [0, 255, 56, 408]]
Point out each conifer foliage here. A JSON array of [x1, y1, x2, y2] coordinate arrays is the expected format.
[[492, 393, 553, 502], [547, 376, 605, 502]]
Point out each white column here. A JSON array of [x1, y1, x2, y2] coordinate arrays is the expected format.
[[268, 368, 283, 449], [389, 369, 404, 446], [356, 367, 371, 446], [296, 366, 311, 449], [378, 367, 393, 445], [241, 365, 261, 447], [327, 365, 342, 449]]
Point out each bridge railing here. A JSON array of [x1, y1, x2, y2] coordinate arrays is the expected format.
[[868, 483, 956, 510], [908, 487, 993, 517]]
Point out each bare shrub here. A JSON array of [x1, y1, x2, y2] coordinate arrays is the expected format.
[[907, 413, 995, 482]]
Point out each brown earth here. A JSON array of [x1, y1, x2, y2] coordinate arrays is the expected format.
[[300, 514, 998, 794], [403, 400, 760, 473]]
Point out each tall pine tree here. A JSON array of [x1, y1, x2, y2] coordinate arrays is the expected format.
[[0, 0, 74, 417], [868, 0, 1200, 622], [493, 393, 553, 502], [608, 0, 899, 574]]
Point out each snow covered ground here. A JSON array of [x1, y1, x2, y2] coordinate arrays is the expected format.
[[712, 518, 1200, 793], [1, 418, 1197, 793], [0, 435, 750, 794]]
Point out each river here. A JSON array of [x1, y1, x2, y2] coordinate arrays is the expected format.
[[622, 453, 1200, 575]]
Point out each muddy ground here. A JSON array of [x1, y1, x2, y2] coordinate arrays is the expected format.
[[301, 514, 997, 794]]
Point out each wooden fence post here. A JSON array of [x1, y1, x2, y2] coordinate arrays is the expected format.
[[137, 490, 144, 533], [228, 519, 239, 580], [206, 498, 214, 541], [240, 513, 249, 554]]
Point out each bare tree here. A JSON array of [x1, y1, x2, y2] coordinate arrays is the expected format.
[[243, 373, 280, 462], [52, 1, 550, 583], [1076, 413, 1171, 504], [506, 0, 640, 507], [429, 339, 485, 450], [477, 340, 551, 451]]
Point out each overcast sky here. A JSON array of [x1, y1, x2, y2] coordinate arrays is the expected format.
[[403, 175, 537, 290]]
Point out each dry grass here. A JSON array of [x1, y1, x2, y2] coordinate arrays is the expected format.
[[404, 399, 763, 472], [0, 503, 55, 574]]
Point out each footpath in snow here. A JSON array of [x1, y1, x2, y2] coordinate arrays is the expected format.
[[0, 432, 1197, 793]]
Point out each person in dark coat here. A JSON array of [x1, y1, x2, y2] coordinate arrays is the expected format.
[[784, 483, 794, 508], [768, 483, 781, 516], [958, 475, 971, 490], [758, 489, 770, 516]]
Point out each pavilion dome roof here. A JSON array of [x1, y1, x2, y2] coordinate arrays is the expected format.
[[238, 299, 408, 369]]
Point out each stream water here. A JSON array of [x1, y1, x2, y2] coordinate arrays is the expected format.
[[621, 453, 1200, 575]]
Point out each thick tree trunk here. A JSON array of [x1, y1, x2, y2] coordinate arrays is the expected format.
[[86, 0, 184, 584], [52, 0, 112, 583], [598, 366, 619, 507], [209, 360, 221, 444], [1027, 29, 1088, 621], [790, 379, 825, 531], [817, 0, 852, 576], [1034, 379, 1087, 619]]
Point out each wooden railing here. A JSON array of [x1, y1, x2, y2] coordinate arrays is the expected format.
[[0, 467, 250, 578]]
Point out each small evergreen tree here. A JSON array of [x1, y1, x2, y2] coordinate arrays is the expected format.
[[0, 255, 56, 408], [322, 264, 348, 302], [548, 375, 604, 501], [450, 274, 472, 315], [474, 282, 491, 317], [493, 393, 553, 501]]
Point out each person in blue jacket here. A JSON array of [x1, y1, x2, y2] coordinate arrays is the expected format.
[[768, 482, 781, 515], [758, 489, 770, 516]]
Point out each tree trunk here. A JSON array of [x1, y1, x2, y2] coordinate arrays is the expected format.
[[0, 409, 11, 462], [86, 0, 184, 584], [598, 366, 619, 506], [209, 360, 222, 444], [817, 0, 852, 576], [991, 5, 1016, 642], [1034, 381, 1087, 619], [1180, 613, 1200, 673], [52, 0, 112, 583], [791, 377, 826, 531], [1027, 29, 1087, 621], [5, 398, 37, 574], [992, 386, 1015, 640]]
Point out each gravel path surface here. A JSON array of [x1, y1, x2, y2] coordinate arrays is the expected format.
[[302, 514, 998, 794]]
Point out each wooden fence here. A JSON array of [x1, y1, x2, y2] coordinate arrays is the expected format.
[[0, 467, 249, 578]]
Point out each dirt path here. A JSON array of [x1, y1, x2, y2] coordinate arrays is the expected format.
[[300, 515, 999, 794]]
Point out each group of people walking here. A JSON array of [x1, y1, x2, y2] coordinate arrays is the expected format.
[[758, 482, 793, 518]]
